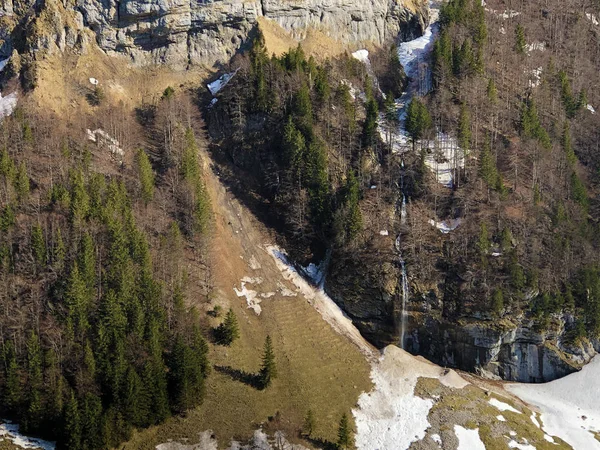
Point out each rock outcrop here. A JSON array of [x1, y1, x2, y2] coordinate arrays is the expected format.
[[402, 312, 599, 383], [0, 0, 428, 69]]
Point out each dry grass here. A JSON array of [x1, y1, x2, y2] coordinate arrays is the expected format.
[[257, 16, 352, 60], [32, 46, 208, 118], [122, 158, 372, 449]]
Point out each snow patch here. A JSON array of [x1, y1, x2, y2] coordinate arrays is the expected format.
[[86, 129, 124, 160], [526, 42, 546, 53], [260, 292, 275, 299], [528, 67, 543, 88], [454, 425, 485, 450], [422, 133, 465, 188], [89, 77, 99, 85], [379, 230, 389, 236], [544, 434, 555, 443], [508, 440, 536, 450], [207, 70, 238, 96], [530, 411, 541, 428], [0, 92, 18, 120], [351, 49, 370, 65], [497, 415, 507, 422], [234, 279, 261, 315], [431, 433, 442, 445], [0, 58, 9, 73], [507, 356, 600, 450], [0, 421, 55, 450], [586, 13, 599, 26], [429, 218, 462, 233], [587, 104, 596, 114], [489, 397, 522, 414]]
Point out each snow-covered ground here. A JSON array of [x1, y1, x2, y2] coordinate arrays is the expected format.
[[454, 425, 486, 450], [207, 70, 239, 96], [489, 397, 522, 414], [0, 421, 55, 450], [353, 347, 468, 450], [234, 277, 263, 315], [156, 429, 308, 450], [0, 92, 18, 120], [86, 128, 124, 159], [429, 218, 462, 233], [507, 356, 600, 449]]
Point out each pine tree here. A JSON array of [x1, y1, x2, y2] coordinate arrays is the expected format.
[[492, 289, 504, 317], [487, 78, 497, 104], [215, 308, 240, 346], [61, 391, 82, 450], [53, 227, 66, 272], [64, 263, 90, 337], [70, 170, 89, 226], [477, 223, 490, 264], [14, 162, 30, 203], [3, 340, 21, 414], [362, 96, 379, 148], [344, 170, 363, 242], [337, 413, 353, 449], [136, 149, 155, 205], [302, 409, 316, 437], [31, 223, 47, 267], [515, 24, 526, 54], [81, 392, 103, 450], [23, 331, 43, 433], [259, 335, 277, 389], [405, 98, 432, 146], [479, 137, 497, 188]]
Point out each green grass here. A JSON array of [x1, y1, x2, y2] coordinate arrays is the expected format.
[[124, 294, 372, 449]]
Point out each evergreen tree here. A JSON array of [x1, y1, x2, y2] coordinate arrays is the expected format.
[[362, 96, 379, 148], [14, 162, 30, 203], [70, 170, 89, 226], [487, 78, 498, 104], [405, 98, 432, 146], [344, 170, 363, 242], [477, 223, 490, 264], [23, 331, 43, 433], [61, 391, 81, 450], [53, 227, 66, 271], [136, 149, 155, 205], [302, 409, 316, 437], [337, 413, 353, 450], [479, 137, 497, 188], [215, 308, 240, 346], [3, 340, 21, 415], [570, 171, 589, 212], [31, 223, 47, 267], [259, 335, 277, 389], [492, 289, 504, 317], [64, 263, 90, 337], [80, 392, 103, 450], [515, 24, 526, 54]]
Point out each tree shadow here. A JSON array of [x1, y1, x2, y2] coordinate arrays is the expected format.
[[305, 437, 337, 450], [214, 365, 265, 390]]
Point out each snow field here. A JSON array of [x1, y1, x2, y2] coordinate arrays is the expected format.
[[454, 425, 486, 450], [507, 356, 600, 449]]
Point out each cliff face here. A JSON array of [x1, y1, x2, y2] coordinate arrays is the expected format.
[[0, 0, 428, 68]]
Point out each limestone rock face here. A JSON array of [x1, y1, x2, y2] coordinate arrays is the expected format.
[[69, 0, 427, 68], [404, 313, 598, 382]]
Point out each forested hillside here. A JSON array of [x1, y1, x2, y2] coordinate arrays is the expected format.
[[0, 90, 212, 447]]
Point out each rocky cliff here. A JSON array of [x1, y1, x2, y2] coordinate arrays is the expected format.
[[0, 0, 428, 69], [401, 304, 600, 383]]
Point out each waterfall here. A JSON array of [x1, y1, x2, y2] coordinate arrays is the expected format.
[[399, 259, 409, 349], [401, 195, 407, 225], [395, 236, 410, 350]]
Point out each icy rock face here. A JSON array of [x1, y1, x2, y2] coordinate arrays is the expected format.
[[71, 0, 427, 68], [405, 314, 597, 382]]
